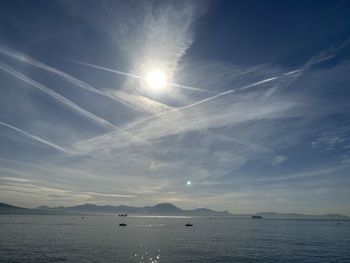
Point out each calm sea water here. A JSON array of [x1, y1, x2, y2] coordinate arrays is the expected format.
[[0, 215, 349, 263]]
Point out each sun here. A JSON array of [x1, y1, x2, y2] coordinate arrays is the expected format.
[[146, 69, 167, 91]]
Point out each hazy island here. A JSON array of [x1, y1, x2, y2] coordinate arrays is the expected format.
[[1, 202, 349, 220]]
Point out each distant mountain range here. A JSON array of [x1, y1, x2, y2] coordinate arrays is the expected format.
[[35, 202, 231, 216], [0, 202, 230, 216], [0, 202, 349, 219], [0, 203, 55, 215]]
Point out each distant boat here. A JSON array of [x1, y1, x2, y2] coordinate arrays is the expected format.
[[118, 213, 127, 217], [185, 222, 193, 227], [252, 215, 263, 219], [81, 216, 85, 219], [119, 223, 127, 226]]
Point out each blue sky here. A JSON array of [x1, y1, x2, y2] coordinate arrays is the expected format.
[[0, 0, 350, 215]]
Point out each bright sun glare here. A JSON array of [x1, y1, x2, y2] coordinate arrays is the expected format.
[[146, 69, 167, 91]]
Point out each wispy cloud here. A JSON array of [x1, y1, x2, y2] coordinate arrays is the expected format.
[[271, 155, 288, 166]]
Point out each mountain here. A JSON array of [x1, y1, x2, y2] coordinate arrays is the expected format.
[[36, 202, 231, 216], [0, 203, 54, 215], [1, 202, 348, 219], [145, 203, 183, 214]]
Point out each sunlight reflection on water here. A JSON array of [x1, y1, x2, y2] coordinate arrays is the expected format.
[[131, 243, 161, 263]]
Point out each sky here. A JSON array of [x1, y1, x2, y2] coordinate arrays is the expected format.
[[0, 0, 350, 215]]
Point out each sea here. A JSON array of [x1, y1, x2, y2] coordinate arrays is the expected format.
[[0, 215, 349, 263]]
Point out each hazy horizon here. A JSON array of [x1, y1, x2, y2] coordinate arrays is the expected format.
[[1, 0, 350, 217]]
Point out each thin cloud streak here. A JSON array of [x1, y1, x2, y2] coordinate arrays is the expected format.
[[0, 181, 136, 203], [0, 177, 32, 183], [0, 120, 71, 153], [111, 91, 176, 114]]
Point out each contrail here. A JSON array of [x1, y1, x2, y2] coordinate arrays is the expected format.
[[0, 120, 71, 153], [0, 62, 115, 129], [65, 58, 218, 94], [64, 58, 142, 79], [0, 46, 145, 112], [77, 70, 299, 145], [0, 62, 148, 145]]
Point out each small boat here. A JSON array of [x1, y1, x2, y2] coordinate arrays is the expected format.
[[185, 222, 193, 227], [118, 213, 127, 217], [119, 223, 127, 226], [252, 215, 263, 219], [81, 216, 85, 219]]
